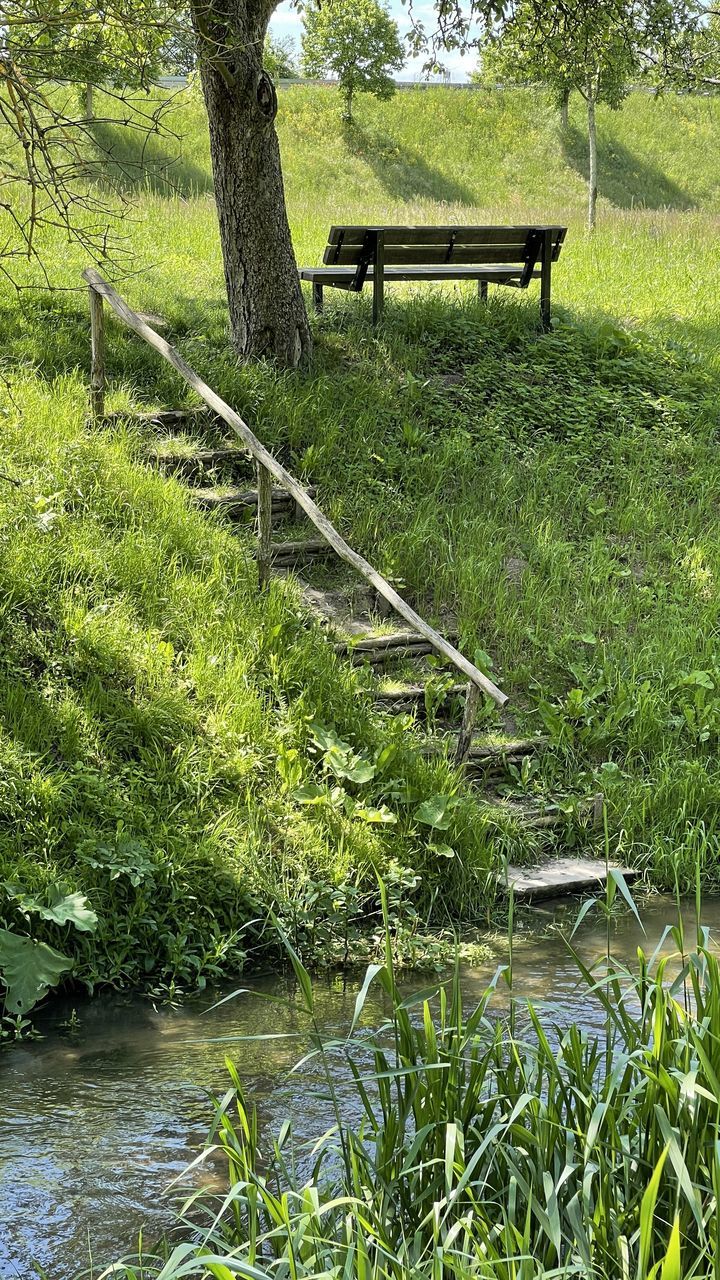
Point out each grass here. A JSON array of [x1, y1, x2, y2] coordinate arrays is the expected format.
[[103, 882, 720, 1279], [2, 81, 720, 1001]]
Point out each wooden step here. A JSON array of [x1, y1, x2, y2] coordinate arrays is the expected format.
[[145, 445, 252, 477], [337, 629, 458, 667], [468, 737, 545, 761], [193, 485, 315, 515], [269, 539, 336, 567], [482, 798, 568, 832], [373, 682, 466, 711], [503, 857, 639, 902], [422, 736, 546, 772], [101, 408, 214, 430]]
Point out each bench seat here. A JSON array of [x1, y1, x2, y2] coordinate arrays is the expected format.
[[300, 264, 540, 286], [300, 224, 566, 328]]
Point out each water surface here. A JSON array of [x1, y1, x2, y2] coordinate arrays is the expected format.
[[1, 894, 716, 1278]]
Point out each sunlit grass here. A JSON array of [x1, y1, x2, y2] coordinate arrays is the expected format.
[[1, 83, 720, 995]]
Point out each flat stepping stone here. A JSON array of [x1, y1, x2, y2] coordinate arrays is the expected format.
[[504, 857, 638, 902]]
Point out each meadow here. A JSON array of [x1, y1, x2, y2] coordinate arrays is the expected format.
[[2, 82, 720, 1001]]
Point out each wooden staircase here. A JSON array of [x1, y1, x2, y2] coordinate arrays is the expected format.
[[83, 271, 616, 902]]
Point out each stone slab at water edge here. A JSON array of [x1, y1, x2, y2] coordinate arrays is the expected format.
[[505, 858, 639, 902]]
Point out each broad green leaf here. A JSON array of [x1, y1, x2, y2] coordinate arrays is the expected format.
[[29, 889, 98, 934], [413, 794, 458, 830], [0, 929, 73, 1013], [292, 781, 328, 804], [430, 843, 456, 859]]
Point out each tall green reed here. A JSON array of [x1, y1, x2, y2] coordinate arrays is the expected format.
[[102, 883, 720, 1280]]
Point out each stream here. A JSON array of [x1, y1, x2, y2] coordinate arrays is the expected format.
[[1, 894, 717, 1279]]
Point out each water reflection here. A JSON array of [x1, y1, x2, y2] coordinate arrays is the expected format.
[[0, 894, 716, 1279]]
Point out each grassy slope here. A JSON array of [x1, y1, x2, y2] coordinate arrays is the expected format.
[[2, 83, 720, 995]]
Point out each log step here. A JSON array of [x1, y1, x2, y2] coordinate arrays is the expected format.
[[193, 485, 316, 515], [337, 629, 458, 666], [101, 408, 214, 429], [373, 682, 466, 711], [341, 630, 426, 653], [269, 539, 336, 567], [503, 857, 639, 902], [422, 735, 546, 771], [145, 445, 252, 477]]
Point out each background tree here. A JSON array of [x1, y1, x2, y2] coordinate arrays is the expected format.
[[476, 0, 689, 229], [301, 0, 405, 123], [1, 0, 700, 368], [264, 34, 299, 80], [0, 1, 183, 283]]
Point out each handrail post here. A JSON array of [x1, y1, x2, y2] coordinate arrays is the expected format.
[[256, 461, 273, 589], [88, 285, 106, 421], [455, 681, 481, 765]]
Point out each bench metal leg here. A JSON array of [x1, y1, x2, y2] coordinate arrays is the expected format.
[[540, 230, 552, 331], [312, 281, 324, 315], [478, 280, 488, 303], [372, 233, 385, 326]]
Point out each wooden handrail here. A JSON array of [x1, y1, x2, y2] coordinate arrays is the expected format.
[[82, 268, 508, 708]]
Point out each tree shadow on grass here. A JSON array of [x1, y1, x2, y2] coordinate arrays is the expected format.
[[344, 122, 476, 206], [562, 123, 695, 211], [0, 289, 229, 400], [89, 120, 214, 197]]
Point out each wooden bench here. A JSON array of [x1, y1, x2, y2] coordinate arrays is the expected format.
[[300, 225, 567, 329]]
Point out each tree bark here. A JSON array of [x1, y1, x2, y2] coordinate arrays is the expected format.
[[191, 0, 311, 366], [586, 89, 598, 231], [559, 85, 569, 129], [85, 82, 94, 120]]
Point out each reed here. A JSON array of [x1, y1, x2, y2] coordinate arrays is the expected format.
[[103, 882, 720, 1279]]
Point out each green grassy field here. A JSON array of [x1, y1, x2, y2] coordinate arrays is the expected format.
[[2, 82, 720, 999]]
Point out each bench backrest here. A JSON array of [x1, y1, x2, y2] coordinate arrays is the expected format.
[[323, 225, 567, 270]]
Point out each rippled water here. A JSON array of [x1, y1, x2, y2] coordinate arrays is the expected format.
[[2, 894, 718, 1279]]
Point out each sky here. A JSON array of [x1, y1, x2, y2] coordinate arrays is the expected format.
[[268, 0, 480, 84]]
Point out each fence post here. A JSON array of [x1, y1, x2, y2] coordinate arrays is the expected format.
[[455, 681, 481, 765], [256, 461, 273, 589], [88, 285, 106, 421]]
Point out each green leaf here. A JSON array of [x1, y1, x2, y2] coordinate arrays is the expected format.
[[0, 930, 73, 1014], [639, 1145, 669, 1279], [413, 794, 459, 830], [430, 843, 456, 859], [354, 804, 397, 824], [30, 889, 98, 934], [292, 782, 328, 804], [659, 1215, 681, 1280]]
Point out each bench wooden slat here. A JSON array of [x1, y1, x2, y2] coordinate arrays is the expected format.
[[302, 265, 535, 282], [324, 243, 534, 267], [305, 223, 566, 331], [327, 226, 563, 247]]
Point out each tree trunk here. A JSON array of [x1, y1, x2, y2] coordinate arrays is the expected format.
[[587, 90, 598, 231], [191, 1, 311, 366], [85, 82, 94, 120], [343, 84, 353, 124], [559, 85, 569, 129]]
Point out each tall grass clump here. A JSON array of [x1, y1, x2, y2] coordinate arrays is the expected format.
[[104, 887, 720, 1280]]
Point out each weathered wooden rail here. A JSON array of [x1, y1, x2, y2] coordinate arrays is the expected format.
[[83, 269, 509, 735]]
